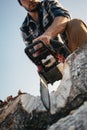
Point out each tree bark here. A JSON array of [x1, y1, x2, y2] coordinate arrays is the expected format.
[[0, 43, 87, 130]]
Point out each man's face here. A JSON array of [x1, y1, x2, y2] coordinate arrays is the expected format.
[[20, 0, 40, 12]]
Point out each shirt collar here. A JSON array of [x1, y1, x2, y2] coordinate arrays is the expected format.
[[26, 3, 42, 26]]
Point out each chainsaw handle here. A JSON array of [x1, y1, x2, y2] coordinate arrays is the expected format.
[[32, 40, 57, 57], [25, 39, 63, 59], [25, 39, 70, 66], [37, 39, 70, 59], [34, 39, 65, 54]]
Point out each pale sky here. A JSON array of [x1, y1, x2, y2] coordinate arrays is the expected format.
[[0, 0, 87, 100]]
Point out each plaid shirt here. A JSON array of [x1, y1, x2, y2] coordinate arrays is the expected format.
[[20, 0, 70, 46]]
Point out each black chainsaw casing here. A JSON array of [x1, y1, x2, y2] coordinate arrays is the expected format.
[[25, 40, 70, 84]]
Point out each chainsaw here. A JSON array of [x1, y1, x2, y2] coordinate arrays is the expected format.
[[25, 39, 70, 111]]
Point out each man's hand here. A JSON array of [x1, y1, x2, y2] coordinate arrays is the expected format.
[[33, 34, 52, 45]]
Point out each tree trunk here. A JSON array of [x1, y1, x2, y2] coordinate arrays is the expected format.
[[0, 43, 87, 130]]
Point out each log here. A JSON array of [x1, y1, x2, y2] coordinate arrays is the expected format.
[[0, 43, 87, 130]]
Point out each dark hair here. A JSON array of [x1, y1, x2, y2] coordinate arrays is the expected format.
[[18, 0, 22, 6]]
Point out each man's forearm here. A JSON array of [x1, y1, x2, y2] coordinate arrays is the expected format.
[[43, 16, 70, 39], [33, 16, 70, 45]]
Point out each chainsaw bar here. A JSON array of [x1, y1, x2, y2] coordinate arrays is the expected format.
[[40, 75, 50, 111]]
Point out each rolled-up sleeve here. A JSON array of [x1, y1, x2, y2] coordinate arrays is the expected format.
[[46, 0, 70, 18]]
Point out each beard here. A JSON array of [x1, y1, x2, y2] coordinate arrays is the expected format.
[[25, 3, 40, 12]]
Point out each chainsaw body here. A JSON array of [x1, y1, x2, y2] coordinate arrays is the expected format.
[[25, 40, 70, 110]]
